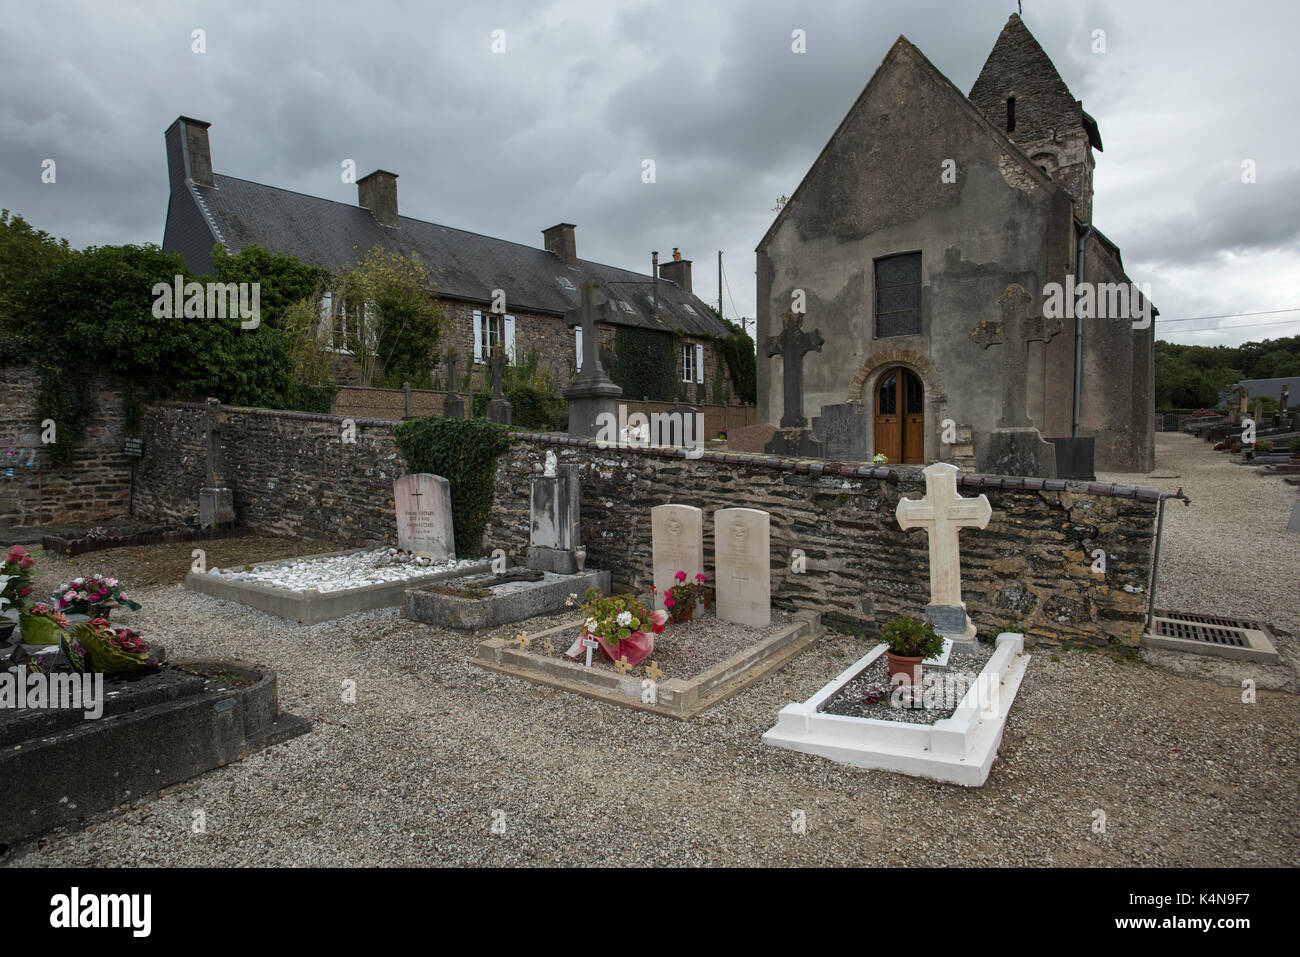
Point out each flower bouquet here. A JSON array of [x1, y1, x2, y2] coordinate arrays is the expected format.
[[663, 571, 712, 624], [50, 574, 141, 620], [3, 545, 37, 615], [566, 587, 667, 668], [18, 602, 71, 646], [71, 618, 160, 675]]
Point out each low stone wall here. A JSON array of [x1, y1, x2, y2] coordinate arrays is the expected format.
[[133, 402, 1160, 647], [0, 366, 134, 528]]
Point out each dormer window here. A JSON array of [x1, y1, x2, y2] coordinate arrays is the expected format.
[[1006, 97, 1016, 132]]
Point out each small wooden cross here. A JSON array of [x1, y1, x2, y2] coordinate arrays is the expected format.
[[543, 637, 555, 657], [645, 660, 664, 683], [614, 655, 632, 676], [515, 632, 530, 651], [580, 635, 599, 668]]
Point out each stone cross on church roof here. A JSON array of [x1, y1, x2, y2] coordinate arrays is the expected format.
[[969, 283, 1062, 430]]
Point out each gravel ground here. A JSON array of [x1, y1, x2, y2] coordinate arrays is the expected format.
[[4, 435, 1298, 867], [1098, 432, 1300, 692], [821, 646, 994, 723]]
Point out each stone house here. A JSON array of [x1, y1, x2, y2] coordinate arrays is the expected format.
[[756, 14, 1155, 471], [161, 116, 735, 397]]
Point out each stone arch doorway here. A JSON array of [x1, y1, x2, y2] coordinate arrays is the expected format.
[[874, 367, 925, 464]]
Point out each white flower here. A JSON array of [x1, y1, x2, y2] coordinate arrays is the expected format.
[[565, 592, 578, 607], [106, 578, 118, 587], [73, 578, 85, 585], [584, 618, 597, 632], [616, 610, 632, 627]]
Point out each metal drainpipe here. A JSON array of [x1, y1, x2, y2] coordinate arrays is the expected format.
[[1146, 487, 1191, 631], [1072, 224, 1093, 437]]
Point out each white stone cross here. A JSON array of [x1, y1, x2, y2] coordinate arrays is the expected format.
[[580, 635, 599, 668], [895, 463, 991, 610]]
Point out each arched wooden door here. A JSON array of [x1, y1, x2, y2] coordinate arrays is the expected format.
[[874, 368, 925, 465]]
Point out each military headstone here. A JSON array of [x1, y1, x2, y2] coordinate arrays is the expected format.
[[394, 473, 455, 560], [651, 504, 704, 612], [714, 508, 771, 628]]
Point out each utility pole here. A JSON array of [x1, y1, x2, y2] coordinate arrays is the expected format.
[[718, 250, 723, 318]]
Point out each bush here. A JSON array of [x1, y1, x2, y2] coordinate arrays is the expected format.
[[391, 416, 510, 556], [881, 616, 945, 659], [1290, 437, 1300, 454]]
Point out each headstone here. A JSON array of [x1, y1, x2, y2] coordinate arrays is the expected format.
[[199, 397, 235, 527], [1045, 436, 1096, 480], [651, 504, 704, 612], [487, 346, 512, 425], [527, 464, 580, 573], [443, 352, 466, 419], [563, 282, 623, 437], [394, 473, 455, 560], [812, 402, 869, 460], [895, 462, 992, 651], [969, 284, 1063, 478], [714, 508, 771, 628]]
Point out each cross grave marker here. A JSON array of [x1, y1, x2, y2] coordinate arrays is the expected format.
[[765, 311, 824, 429], [968, 283, 1063, 429]]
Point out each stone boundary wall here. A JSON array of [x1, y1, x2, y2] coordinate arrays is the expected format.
[[134, 401, 1160, 647], [0, 366, 133, 528]]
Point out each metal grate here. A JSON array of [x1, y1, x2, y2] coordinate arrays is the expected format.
[[1143, 610, 1279, 663]]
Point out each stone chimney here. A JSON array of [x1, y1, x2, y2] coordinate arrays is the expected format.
[[164, 116, 214, 188], [658, 247, 692, 294], [543, 223, 578, 267], [358, 170, 399, 228]]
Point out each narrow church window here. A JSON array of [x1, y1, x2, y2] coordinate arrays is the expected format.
[[874, 252, 922, 338], [1006, 97, 1016, 132]]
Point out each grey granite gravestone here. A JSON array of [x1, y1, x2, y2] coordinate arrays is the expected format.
[[394, 473, 455, 560], [764, 312, 825, 458], [527, 463, 581, 573], [812, 402, 869, 460], [563, 282, 623, 437], [970, 284, 1061, 478], [1046, 436, 1096, 480]]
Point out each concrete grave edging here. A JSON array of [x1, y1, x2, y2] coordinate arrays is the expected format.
[[184, 548, 491, 624], [474, 611, 824, 719], [761, 632, 1030, 787]]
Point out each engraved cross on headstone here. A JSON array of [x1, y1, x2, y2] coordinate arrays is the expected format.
[[968, 283, 1063, 429], [489, 345, 507, 400], [895, 462, 991, 611], [765, 311, 824, 429], [566, 282, 607, 380]]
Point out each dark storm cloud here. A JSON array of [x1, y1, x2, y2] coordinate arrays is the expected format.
[[0, 0, 1294, 344]]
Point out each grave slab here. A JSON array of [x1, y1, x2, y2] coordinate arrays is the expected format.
[[762, 633, 1030, 786], [405, 569, 609, 631]]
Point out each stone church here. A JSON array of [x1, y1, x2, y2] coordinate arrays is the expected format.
[[756, 14, 1155, 473]]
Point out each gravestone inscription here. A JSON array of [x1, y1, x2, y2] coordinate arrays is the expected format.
[[394, 473, 455, 560]]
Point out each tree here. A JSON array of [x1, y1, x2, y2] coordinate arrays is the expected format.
[[0, 209, 71, 336]]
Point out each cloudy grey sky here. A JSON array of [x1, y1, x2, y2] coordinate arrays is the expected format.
[[2, 0, 1297, 346]]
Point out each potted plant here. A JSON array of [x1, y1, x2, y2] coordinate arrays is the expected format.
[[881, 616, 946, 685], [49, 574, 140, 620], [568, 587, 667, 668], [663, 571, 712, 623]]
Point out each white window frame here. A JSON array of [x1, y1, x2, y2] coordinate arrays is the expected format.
[[681, 342, 695, 383], [475, 310, 515, 363]]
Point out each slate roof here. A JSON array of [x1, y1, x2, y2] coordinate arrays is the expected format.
[[185, 174, 728, 338], [1224, 376, 1300, 405]]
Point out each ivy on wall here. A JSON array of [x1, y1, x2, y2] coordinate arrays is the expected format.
[[609, 326, 681, 402], [391, 416, 510, 556], [716, 317, 757, 405]]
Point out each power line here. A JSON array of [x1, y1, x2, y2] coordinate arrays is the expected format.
[[719, 257, 746, 335], [1156, 307, 1300, 325], [1156, 317, 1300, 336]]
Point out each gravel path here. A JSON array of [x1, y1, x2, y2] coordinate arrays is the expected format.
[[4, 435, 1298, 867]]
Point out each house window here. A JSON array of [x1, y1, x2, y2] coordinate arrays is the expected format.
[[681, 342, 704, 384], [473, 310, 516, 363], [322, 293, 363, 354], [874, 252, 922, 338]]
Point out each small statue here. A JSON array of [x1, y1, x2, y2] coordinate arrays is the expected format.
[[544, 450, 558, 478]]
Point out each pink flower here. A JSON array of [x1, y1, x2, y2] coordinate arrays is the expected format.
[[18, 586, 33, 597], [675, 571, 687, 583], [19, 556, 34, 569], [64, 591, 76, 602], [7, 545, 26, 561], [664, 596, 676, 608], [694, 573, 706, 583]]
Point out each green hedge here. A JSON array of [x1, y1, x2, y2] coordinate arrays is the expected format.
[[391, 416, 510, 556], [610, 326, 680, 401]]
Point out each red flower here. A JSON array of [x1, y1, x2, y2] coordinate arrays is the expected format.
[[7, 545, 26, 561], [18, 586, 33, 597], [694, 573, 706, 583], [664, 595, 676, 608], [19, 556, 34, 569], [675, 571, 687, 583]]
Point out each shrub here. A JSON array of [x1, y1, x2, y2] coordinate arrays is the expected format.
[[1256, 439, 1274, 452], [881, 616, 945, 659], [391, 416, 510, 556], [1290, 437, 1300, 454]]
